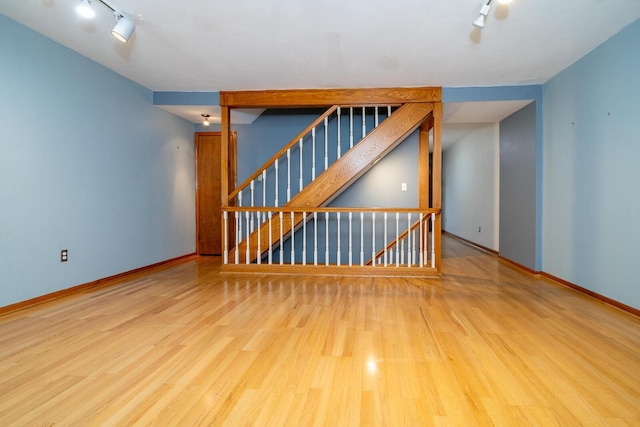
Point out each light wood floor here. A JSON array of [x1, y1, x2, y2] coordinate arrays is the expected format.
[[1, 236, 639, 426]]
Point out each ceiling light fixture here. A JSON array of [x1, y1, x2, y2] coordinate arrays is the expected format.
[[473, 0, 492, 29], [75, 0, 136, 42], [202, 114, 211, 127], [76, 0, 96, 18], [112, 13, 135, 42]]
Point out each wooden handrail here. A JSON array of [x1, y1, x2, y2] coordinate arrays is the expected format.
[[366, 216, 429, 265], [228, 105, 339, 201], [222, 206, 440, 215]]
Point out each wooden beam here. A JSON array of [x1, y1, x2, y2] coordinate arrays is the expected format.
[[432, 103, 442, 210], [220, 106, 231, 253], [220, 106, 231, 206], [220, 87, 441, 108], [432, 103, 443, 271], [419, 115, 432, 209]]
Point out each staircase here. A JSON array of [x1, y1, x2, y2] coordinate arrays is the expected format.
[[230, 102, 433, 263], [219, 88, 443, 275]]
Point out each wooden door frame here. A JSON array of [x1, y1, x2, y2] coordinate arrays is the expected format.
[[195, 131, 237, 256]]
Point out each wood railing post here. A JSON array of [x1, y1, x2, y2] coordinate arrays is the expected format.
[[419, 116, 433, 210], [221, 106, 231, 254], [433, 103, 443, 271]]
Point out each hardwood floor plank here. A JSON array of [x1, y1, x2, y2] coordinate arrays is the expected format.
[[0, 235, 639, 425]]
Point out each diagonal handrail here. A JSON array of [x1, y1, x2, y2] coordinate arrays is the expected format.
[[228, 105, 339, 201]]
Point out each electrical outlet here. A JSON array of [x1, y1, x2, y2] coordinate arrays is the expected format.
[[61, 249, 68, 262], [478, 226, 481, 232]]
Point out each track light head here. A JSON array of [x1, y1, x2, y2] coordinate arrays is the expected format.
[[76, 0, 96, 18], [201, 114, 211, 127], [473, 0, 492, 28], [473, 15, 486, 28], [112, 13, 135, 42]]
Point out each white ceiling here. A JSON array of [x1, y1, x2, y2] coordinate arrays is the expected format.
[[2, 0, 639, 146]]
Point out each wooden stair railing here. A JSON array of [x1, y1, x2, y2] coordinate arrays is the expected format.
[[366, 215, 432, 266], [228, 105, 339, 203], [223, 206, 439, 271], [230, 102, 435, 263]]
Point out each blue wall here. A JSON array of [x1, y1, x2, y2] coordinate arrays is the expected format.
[[0, 16, 196, 307], [500, 102, 537, 269], [542, 18, 640, 309], [443, 124, 500, 251]]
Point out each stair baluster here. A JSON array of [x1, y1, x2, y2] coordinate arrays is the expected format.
[[313, 212, 318, 266], [312, 127, 316, 180], [238, 192, 243, 241], [245, 211, 250, 264], [325, 212, 329, 266], [360, 212, 364, 266], [257, 213, 261, 264], [371, 212, 376, 268], [337, 212, 342, 266], [383, 212, 388, 267], [250, 180, 255, 233], [262, 170, 267, 225], [407, 213, 412, 267], [274, 158, 279, 207], [349, 108, 354, 149], [431, 214, 436, 268], [299, 138, 304, 192], [337, 107, 342, 159], [223, 211, 228, 264], [268, 211, 273, 265], [286, 148, 291, 203], [234, 211, 240, 264], [290, 211, 295, 265], [324, 117, 329, 171], [279, 211, 284, 265], [419, 213, 424, 268], [302, 212, 307, 266]]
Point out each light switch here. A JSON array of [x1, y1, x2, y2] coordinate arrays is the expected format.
[[401, 183, 407, 191]]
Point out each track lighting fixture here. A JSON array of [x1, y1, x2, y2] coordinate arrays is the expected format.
[[473, 0, 492, 29], [75, 0, 136, 42], [202, 114, 211, 127], [76, 0, 96, 18], [112, 13, 135, 43]]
